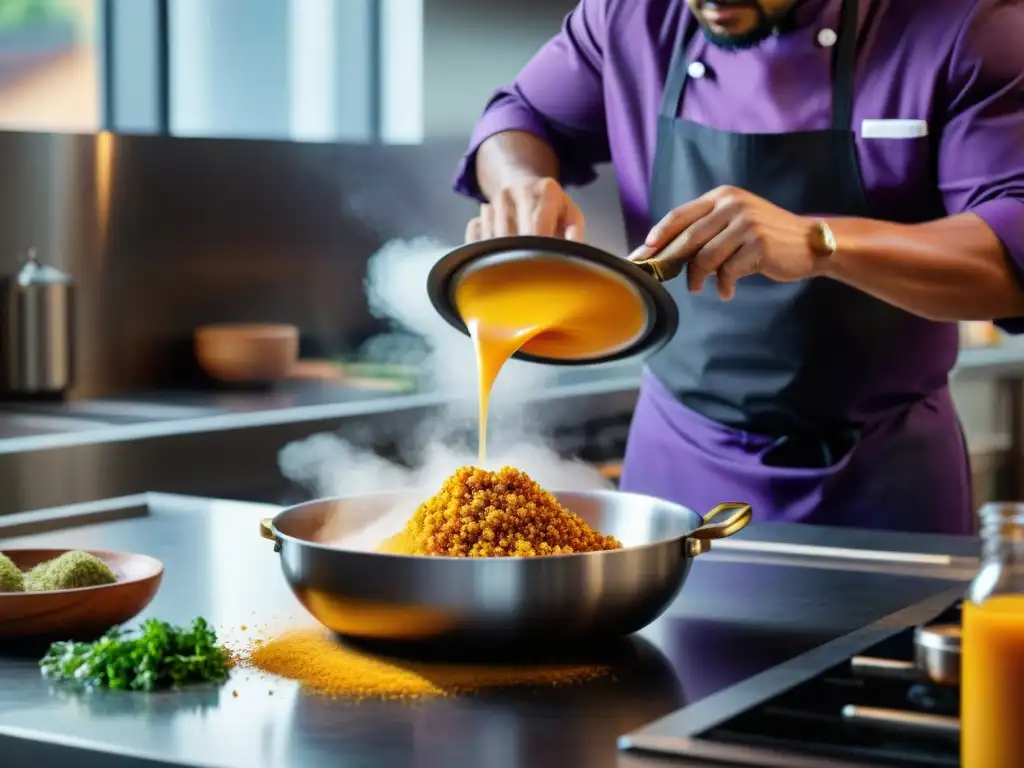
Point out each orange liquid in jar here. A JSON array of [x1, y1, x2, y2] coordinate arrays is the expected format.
[[454, 256, 647, 463], [961, 594, 1024, 767]]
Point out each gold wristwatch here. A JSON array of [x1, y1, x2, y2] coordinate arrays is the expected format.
[[809, 219, 837, 258]]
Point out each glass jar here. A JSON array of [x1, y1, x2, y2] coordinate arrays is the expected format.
[[961, 502, 1024, 768]]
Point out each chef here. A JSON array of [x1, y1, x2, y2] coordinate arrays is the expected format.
[[453, 0, 1024, 534]]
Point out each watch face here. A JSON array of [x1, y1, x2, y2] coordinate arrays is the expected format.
[[820, 222, 837, 254]]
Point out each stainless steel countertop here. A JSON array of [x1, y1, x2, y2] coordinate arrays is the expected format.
[[1, 346, 1020, 517], [0, 363, 643, 455], [0, 344, 1020, 454], [0, 368, 646, 515], [0, 493, 974, 768], [954, 343, 1024, 380]]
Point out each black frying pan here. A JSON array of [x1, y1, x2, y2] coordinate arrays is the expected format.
[[426, 236, 679, 367]]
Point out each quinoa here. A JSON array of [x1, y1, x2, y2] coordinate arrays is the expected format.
[[380, 466, 622, 557], [0, 552, 24, 593]]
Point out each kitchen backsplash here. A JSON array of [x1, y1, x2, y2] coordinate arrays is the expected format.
[[0, 129, 625, 397]]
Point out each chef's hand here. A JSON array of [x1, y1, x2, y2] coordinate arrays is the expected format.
[[465, 177, 586, 242], [628, 185, 822, 300]]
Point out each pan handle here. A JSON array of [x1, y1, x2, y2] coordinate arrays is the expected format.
[[633, 260, 666, 282], [692, 502, 752, 540], [259, 518, 281, 553], [684, 502, 751, 558]]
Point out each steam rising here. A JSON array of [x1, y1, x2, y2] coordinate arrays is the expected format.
[[360, 237, 560, 400], [277, 238, 612, 547]]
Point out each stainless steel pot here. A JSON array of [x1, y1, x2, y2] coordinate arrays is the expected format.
[[851, 622, 961, 685], [259, 490, 751, 646], [0, 249, 74, 396]]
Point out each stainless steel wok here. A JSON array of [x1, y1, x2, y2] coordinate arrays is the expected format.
[[259, 490, 751, 646]]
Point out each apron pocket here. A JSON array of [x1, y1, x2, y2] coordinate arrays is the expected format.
[[761, 429, 861, 469]]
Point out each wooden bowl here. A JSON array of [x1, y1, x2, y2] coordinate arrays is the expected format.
[[194, 323, 299, 383], [0, 549, 163, 642]]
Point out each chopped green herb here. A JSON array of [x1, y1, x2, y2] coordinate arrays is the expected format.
[[40, 617, 232, 692]]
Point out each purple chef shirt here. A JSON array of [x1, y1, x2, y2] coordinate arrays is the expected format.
[[453, 0, 1024, 331]]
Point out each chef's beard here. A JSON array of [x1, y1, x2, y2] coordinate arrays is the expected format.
[[695, 1, 794, 50]]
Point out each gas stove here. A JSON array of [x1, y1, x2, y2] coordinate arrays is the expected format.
[[620, 588, 964, 768]]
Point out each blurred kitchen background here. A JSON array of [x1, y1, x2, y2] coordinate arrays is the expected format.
[[0, 0, 1020, 515]]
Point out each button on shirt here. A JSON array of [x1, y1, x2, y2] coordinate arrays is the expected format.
[[816, 27, 838, 47], [453, 0, 1024, 331]]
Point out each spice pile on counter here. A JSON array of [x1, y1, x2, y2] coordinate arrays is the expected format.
[[379, 465, 622, 557], [233, 627, 614, 700]]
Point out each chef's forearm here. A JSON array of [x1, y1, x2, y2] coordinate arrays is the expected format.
[[817, 213, 1024, 322], [475, 130, 561, 202]]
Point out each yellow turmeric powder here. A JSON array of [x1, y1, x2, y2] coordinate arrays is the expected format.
[[379, 466, 622, 557], [240, 628, 613, 699]]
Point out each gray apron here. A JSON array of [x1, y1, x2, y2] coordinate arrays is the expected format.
[[620, 0, 973, 534]]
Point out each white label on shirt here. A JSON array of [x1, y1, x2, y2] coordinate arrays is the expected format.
[[860, 119, 929, 139]]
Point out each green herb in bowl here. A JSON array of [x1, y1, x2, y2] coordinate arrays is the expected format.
[[40, 617, 232, 692], [0, 552, 24, 592], [25, 550, 117, 591]]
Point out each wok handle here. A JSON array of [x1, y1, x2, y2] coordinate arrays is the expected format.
[[692, 502, 752, 540], [259, 518, 281, 553]]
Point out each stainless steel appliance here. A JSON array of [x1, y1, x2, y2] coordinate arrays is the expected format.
[[0, 249, 74, 397], [620, 597, 964, 767]]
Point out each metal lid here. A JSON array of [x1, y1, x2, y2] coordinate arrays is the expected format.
[[914, 624, 961, 654], [14, 249, 73, 287], [426, 236, 679, 366]]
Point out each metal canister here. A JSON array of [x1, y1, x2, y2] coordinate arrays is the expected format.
[[0, 249, 74, 396]]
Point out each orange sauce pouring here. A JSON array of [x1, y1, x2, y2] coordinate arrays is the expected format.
[[962, 594, 1024, 767], [454, 255, 647, 462]]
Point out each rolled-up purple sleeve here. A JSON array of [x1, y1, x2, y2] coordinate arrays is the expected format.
[[937, 0, 1024, 333], [452, 0, 612, 202], [978, 199, 1024, 332]]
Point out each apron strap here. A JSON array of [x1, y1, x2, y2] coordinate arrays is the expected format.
[[658, 10, 701, 119], [831, 0, 860, 130], [659, 0, 861, 131]]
